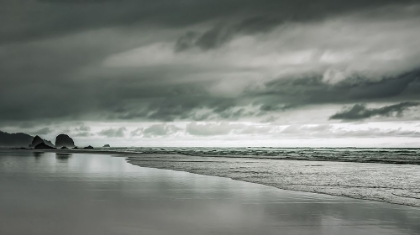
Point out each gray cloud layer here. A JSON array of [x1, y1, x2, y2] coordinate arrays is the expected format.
[[1, 0, 420, 127], [175, 16, 282, 51], [330, 102, 420, 120], [2, 0, 413, 44], [130, 122, 420, 139], [131, 124, 180, 137], [98, 127, 127, 138]]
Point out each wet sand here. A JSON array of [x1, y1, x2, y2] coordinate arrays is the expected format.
[[1, 150, 420, 235]]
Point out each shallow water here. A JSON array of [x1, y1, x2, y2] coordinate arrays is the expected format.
[[101, 147, 420, 164], [1, 150, 420, 235], [128, 153, 420, 207]]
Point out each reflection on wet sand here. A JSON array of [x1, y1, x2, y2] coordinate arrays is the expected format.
[[0, 151, 419, 235], [33, 152, 44, 158], [56, 152, 72, 161]]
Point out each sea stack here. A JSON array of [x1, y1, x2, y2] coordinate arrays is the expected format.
[[103, 144, 110, 148], [84, 145, 94, 150], [29, 135, 44, 147], [55, 134, 75, 148]]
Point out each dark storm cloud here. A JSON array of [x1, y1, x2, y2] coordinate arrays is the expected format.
[[175, 16, 281, 51], [1, 67, 420, 124], [256, 69, 420, 107], [0, 0, 414, 45], [1, 0, 420, 127], [330, 102, 420, 120]]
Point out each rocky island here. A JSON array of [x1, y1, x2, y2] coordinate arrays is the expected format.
[[55, 134, 75, 148], [29, 135, 55, 149]]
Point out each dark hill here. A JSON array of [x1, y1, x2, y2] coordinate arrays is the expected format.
[[0, 131, 33, 147]]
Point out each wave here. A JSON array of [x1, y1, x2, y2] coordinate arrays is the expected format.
[[100, 147, 420, 165]]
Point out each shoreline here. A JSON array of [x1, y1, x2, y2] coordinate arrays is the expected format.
[[3, 151, 420, 235], [4, 148, 420, 208], [5, 147, 420, 165]]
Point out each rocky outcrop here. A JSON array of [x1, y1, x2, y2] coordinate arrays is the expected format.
[[83, 145, 94, 149], [29, 135, 54, 148], [34, 142, 55, 149], [55, 134, 75, 148], [103, 144, 110, 148], [29, 135, 44, 147]]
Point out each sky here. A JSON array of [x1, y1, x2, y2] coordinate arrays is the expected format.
[[1, 0, 420, 147]]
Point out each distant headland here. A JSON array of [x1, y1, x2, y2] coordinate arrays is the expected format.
[[0, 130, 105, 150]]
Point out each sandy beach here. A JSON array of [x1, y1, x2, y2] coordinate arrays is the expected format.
[[12, 147, 420, 207], [2, 150, 420, 235]]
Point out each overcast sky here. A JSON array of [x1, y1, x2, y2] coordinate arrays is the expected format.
[[1, 0, 420, 147]]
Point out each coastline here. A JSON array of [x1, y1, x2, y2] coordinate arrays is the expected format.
[[4, 150, 420, 235], [6, 148, 420, 208]]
